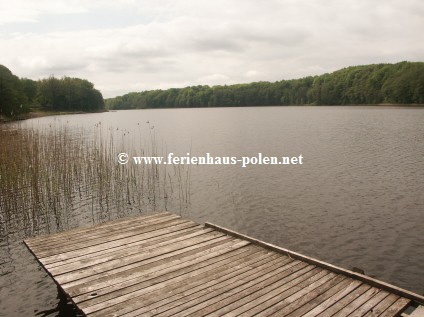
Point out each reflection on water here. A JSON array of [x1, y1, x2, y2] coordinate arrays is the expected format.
[[1, 106, 423, 316]]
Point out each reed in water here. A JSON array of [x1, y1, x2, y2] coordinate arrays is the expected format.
[[0, 123, 190, 237]]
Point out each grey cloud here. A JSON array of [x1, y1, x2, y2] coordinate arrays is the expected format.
[[118, 44, 172, 59], [189, 36, 244, 53], [242, 28, 311, 46], [2, 0, 423, 98], [86, 39, 177, 73], [15, 58, 89, 78], [42, 62, 88, 74], [186, 23, 310, 56], [96, 53, 178, 74]]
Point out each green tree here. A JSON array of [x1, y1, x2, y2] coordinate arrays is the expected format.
[[105, 61, 424, 110], [37, 76, 105, 112], [0, 65, 29, 118]]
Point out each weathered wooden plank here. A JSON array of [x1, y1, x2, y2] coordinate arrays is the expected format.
[[56, 233, 230, 285], [283, 277, 356, 317], [115, 254, 302, 317], [363, 294, 400, 317], [48, 227, 215, 275], [73, 242, 260, 305], [26, 212, 174, 247], [315, 284, 371, 316], [201, 269, 330, 317], [87, 249, 284, 316], [268, 275, 347, 317], [248, 272, 338, 317], [41, 222, 200, 266], [29, 217, 189, 257], [379, 297, 411, 317], [347, 290, 390, 316], [24, 214, 419, 317], [62, 237, 244, 290], [332, 287, 381, 317], [86, 253, 286, 315], [152, 256, 299, 317], [181, 261, 313, 317], [185, 269, 328, 314], [407, 306, 424, 317], [45, 225, 206, 269], [28, 217, 189, 260], [87, 246, 269, 316], [205, 263, 313, 317], [223, 266, 323, 317], [206, 222, 424, 305], [26, 211, 171, 245], [105, 249, 276, 317], [301, 280, 363, 317]]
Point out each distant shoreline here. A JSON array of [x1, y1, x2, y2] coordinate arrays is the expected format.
[[0, 110, 108, 123], [104, 103, 424, 112], [2, 104, 423, 124], [105, 62, 424, 110], [109, 103, 424, 109]]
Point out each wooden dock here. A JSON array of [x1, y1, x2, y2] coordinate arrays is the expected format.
[[24, 211, 424, 316]]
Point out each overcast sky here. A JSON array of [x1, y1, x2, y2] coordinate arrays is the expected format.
[[1, 0, 423, 98]]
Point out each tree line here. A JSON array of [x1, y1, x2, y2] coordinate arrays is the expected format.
[[0, 65, 105, 119], [106, 61, 424, 110]]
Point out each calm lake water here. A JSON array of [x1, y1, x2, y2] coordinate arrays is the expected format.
[[1, 106, 423, 316]]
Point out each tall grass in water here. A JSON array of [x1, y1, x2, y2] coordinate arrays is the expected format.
[[0, 123, 190, 237]]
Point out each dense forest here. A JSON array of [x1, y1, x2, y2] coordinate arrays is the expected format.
[[106, 61, 424, 110], [0, 65, 104, 119], [2, 61, 423, 119]]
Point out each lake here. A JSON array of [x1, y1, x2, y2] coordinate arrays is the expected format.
[[1, 106, 423, 316]]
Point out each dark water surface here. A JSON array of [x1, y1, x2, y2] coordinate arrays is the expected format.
[[1, 106, 423, 316]]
